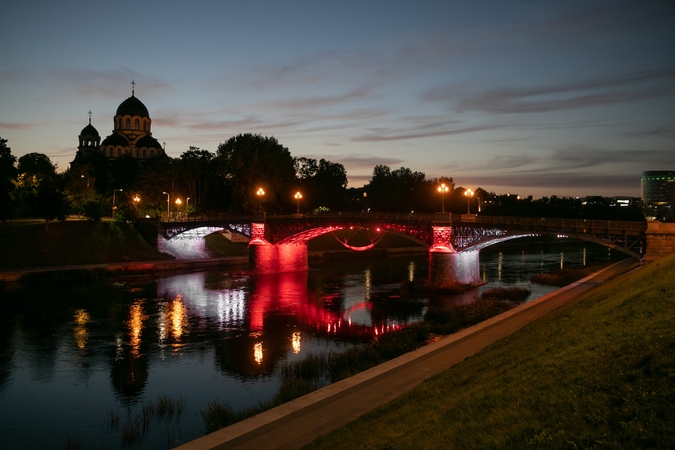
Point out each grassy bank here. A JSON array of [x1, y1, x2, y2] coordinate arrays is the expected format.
[[305, 256, 675, 449], [0, 221, 172, 270], [204, 232, 249, 256]]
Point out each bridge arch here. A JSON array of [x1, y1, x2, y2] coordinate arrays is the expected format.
[[158, 226, 244, 259], [458, 231, 642, 259]]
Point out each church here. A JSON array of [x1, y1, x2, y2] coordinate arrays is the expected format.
[[76, 83, 165, 161]]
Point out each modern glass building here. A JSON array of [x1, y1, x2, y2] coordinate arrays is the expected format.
[[641, 171, 675, 221]]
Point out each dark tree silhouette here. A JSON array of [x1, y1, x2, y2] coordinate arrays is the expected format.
[[0, 138, 17, 221], [217, 134, 296, 213]]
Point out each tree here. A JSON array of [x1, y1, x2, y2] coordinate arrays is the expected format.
[[14, 153, 69, 229], [177, 147, 218, 213], [366, 166, 428, 212], [294, 157, 348, 212], [33, 174, 70, 230], [0, 137, 17, 221], [217, 134, 296, 213], [17, 152, 57, 180]]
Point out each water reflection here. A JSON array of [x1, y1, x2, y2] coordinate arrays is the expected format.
[[128, 301, 146, 358], [292, 331, 301, 354], [170, 295, 188, 343], [0, 242, 627, 450], [254, 342, 263, 364], [73, 309, 90, 350]]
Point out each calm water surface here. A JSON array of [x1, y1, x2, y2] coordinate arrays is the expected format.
[[0, 242, 625, 449]]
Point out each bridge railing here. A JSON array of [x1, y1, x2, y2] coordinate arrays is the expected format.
[[470, 215, 647, 234], [162, 212, 647, 235]]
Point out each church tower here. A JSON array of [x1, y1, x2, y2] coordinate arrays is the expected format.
[[100, 81, 164, 160], [77, 111, 100, 157]]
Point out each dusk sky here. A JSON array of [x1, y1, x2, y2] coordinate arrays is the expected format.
[[1, 0, 674, 198]]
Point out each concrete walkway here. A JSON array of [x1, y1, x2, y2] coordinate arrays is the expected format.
[[175, 257, 640, 450]]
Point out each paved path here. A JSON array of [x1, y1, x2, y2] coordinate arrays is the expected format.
[[176, 258, 640, 450]]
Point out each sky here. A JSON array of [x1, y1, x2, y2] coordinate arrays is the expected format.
[[1, 0, 674, 198]]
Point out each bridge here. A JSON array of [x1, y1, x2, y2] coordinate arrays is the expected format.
[[153, 213, 657, 281]]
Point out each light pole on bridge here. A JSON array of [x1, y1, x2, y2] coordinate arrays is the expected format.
[[437, 183, 449, 213], [162, 191, 170, 221], [294, 191, 302, 214], [257, 188, 265, 212], [464, 188, 474, 215]]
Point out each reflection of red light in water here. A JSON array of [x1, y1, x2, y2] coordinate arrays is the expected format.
[[247, 271, 405, 339]]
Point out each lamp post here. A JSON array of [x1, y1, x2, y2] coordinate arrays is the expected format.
[[112, 189, 123, 220], [175, 198, 182, 220], [294, 191, 302, 214], [257, 188, 265, 212], [464, 188, 474, 215], [437, 183, 449, 213], [162, 191, 170, 221], [186, 197, 190, 220]]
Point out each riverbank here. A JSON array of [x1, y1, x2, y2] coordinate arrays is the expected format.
[[177, 257, 654, 449], [305, 255, 674, 449], [0, 221, 173, 270]]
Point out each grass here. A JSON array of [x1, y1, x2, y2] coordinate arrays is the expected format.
[[479, 286, 531, 302], [531, 262, 612, 287], [401, 279, 485, 296], [104, 395, 186, 447], [0, 221, 172, 270], [204, 232, 249, 256], [303, 255, 675, 449]]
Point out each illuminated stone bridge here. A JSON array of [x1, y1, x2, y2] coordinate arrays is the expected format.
[[157, 213, 649, 281]]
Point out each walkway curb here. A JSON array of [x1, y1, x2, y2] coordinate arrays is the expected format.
[[175, 258, 640, 450]]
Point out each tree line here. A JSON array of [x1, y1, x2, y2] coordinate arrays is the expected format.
[[0, 134, 644, 226]]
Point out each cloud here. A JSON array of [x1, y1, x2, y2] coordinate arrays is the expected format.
[[295, 153, 404, 170], [467, 172, 641, 193], [0, 121, 48, 130], [620, 126, 675, 138], [424, 68, 675, 114], [263, 85, 375, 110], [353, 122, 507, 142]]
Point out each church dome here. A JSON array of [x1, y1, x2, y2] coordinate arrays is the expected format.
[[101, 133, 130, 147], [80, 123, 99, 137], [136, 134, 163, 149], [116, 95, 149, 117]]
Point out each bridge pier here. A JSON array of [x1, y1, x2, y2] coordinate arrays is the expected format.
[[428, 217, 481, 284], [428, 251, 481, 285]]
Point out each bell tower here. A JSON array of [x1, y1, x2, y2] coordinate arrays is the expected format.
[[77, 111, 100, 157]]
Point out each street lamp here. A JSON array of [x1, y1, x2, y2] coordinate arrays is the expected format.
[[294, 191, 302, 214], [133, 195, 140, 204], [162, 191, 170, 220], [175, 198, 182, 220], [186, 197, 190, 219], [257, 188, 265, 212], [437, 183, 449, 213], [112, 189, 123, 219], [464, 189, 474, 215]]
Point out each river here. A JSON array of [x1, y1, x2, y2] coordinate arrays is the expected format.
[[0, 240, 626, 449]]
